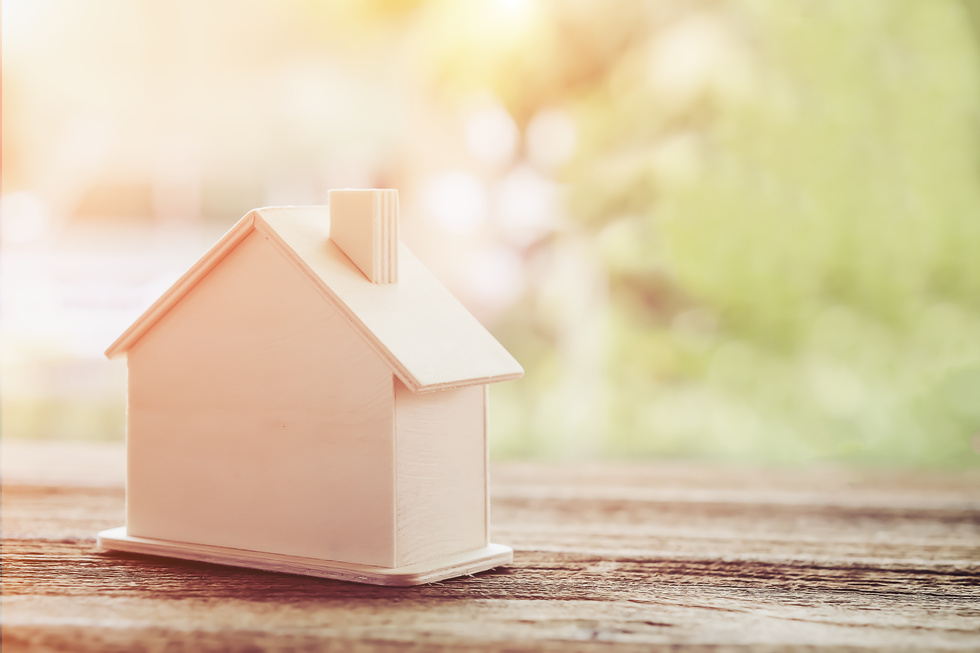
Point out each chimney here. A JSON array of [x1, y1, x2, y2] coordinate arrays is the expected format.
[[328, 189, 399, 284]]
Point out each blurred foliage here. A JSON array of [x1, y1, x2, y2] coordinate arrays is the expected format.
[[6, 0, 980, 467], [478, 0, 980, 465]]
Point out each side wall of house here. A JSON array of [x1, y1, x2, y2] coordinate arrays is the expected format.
[[126, 230, 397, 567], [394, 382, 487, 567]]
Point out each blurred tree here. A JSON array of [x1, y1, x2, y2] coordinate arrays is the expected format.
[[433, 0, 980, 465]]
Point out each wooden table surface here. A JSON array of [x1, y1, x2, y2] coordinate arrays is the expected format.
[[3, 440, 979, 652]]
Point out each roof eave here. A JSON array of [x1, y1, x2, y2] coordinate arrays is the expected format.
[[104, 211, 259, 359], [105, 207, 526, 394], [410, 370, 525, 394]]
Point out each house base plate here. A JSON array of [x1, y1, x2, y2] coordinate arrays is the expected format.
[[97, 526, 513, 586]]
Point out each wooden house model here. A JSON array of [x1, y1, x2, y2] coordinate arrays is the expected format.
[[97, 189, 523, 585]]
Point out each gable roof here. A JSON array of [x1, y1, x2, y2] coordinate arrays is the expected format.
[[106, 207, 524, 393]]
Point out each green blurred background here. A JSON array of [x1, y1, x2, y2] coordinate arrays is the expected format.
[[4, 0, 980, 466]]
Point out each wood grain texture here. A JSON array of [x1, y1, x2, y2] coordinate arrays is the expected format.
[[258, 207, 524, 392], [328, 189, 399, 284], [105, 206, 524, 391], [3, 441, 979, 652], [126, 229, 397, 567], [395, 381, 487, 566]]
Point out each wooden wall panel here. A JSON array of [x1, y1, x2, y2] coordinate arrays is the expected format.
[[127, 230, 396, 567], [395, 382, 487, 566]]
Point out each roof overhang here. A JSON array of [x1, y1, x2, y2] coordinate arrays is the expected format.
[[106, 208, 524, 393]]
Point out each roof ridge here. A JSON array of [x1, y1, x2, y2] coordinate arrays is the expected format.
[[106, 206, 524, 393]]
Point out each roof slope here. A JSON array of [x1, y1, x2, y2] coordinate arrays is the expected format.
[[106, 207, 524, 393]]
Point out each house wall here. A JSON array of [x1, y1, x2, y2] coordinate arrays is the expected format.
[[394, 382, 487, 566], [126, 230, 397, 567]]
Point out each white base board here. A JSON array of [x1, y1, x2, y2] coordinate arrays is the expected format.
[[97, 527, 513, 586]]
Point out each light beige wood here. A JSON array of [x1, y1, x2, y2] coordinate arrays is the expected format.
[[104, 211, 258, 359], [96, 527, 513, 587], [106, 206, 524, 392], [126, 230, 397, 567], [328, 189, 399, 284], [258, 207, 522, 392], [395, 382, 487, 566], [101, 197, 522, 583]]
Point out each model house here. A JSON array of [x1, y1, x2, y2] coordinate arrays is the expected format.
[[97, 189, 523, 585]]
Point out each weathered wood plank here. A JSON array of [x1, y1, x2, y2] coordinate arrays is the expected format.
[[5, 484, 978, 564], [2, 441, 979, 651]]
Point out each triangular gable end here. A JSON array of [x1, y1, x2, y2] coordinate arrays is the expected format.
[[106, 207, 524, 393], [105, 211, 260, 360]]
